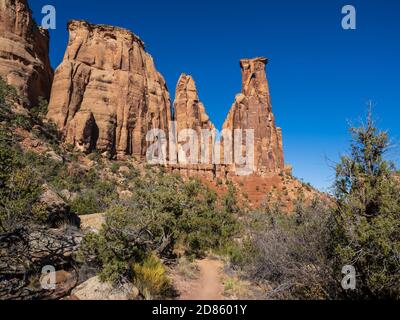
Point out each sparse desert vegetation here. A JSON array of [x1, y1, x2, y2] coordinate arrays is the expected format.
[[0, 0, 399, 302]]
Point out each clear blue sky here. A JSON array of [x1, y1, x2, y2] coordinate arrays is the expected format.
[[31, 0, 400, 192]]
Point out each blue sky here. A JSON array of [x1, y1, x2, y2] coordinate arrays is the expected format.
[[30, 0, 400, 191]]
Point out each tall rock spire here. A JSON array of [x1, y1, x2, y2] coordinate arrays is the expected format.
[[223, 57, 284, 174], [173, 74, 214, 164], [0, 0, 53, 107]]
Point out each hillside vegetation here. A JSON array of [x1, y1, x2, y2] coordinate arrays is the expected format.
[[1, 79, 399, 300]]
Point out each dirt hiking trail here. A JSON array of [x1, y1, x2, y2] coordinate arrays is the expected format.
[[176, 257, 225, 300]]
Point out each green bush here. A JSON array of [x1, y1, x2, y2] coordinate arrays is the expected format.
[[78, 206, 150, 282], [30, 96, 48, 120], [0, 83, 44, 231], [79, 170, 239, 283], [110, 162, 120, 173], [234, 111, 400, 300], [71, 191, 102, 215], [332, 112, 400, 299]]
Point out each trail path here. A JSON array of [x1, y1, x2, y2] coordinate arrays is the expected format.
[[176, 257, 225, 300]]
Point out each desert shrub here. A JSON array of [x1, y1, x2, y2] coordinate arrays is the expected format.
[[79, 170, 239, 284], [0, 130, 13, 190], [176, 179, 238, 256], [0, 81, 82, 299], [126, 171, 238, 256], [78, 206, 149, 282], [0, 111, 43, 231], [131, 255, 173, 300], [12, 114, 33, 130], [70, 191, 102, 215], [93, 179, 119, 201], [223, 182, 239, 213], [20, 151, 65, 184], [220, 241, 252, 267], [110, 162, 120, 173], [234, 111, 400, 300], [0, 78, 18, 109], [236, 199, 337, 300], [70, 179, 118, 215], [0, 162, 43, 231], [30, 96, 48, 120], [331, 112, 400, 299], [87, 150, 102, 162]]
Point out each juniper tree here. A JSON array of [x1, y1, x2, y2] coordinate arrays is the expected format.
[[332, 111, 400, 299]]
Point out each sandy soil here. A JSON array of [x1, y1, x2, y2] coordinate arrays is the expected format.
[[173, 257, 225, 300]]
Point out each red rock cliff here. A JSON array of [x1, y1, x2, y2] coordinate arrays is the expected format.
[[0, 0, 53, 106], [47, 20, 171, 159]]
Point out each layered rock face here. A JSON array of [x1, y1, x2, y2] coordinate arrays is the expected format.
[[46, 19, 284, 176], [47, 20, 171, 159], [223, 57, 284, 174], [173, 74, 214, 164], [0, 0, 53, 107]]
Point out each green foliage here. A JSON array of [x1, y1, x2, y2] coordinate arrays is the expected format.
[[110, 162, 120, 173], [30, 96, 48, 120], [20, 151, 65, 184], [223, 182, 239, 213], [332, 112, 400, 299], [230, 111, 399, 300], [0, 78, 60, 149], [0, 130, 13, 190], [0, 78, 18, 107], [125, 171, 238, 257], [78, 206, 150, 282], [79, 170, 239, 283], [70, 178, 118, 215], [71, 191, 102, 215], [0, 82, 44, 231], [220, 241, 252, 267], [0, 163, 43, 231]]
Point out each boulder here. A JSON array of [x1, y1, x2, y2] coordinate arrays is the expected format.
[[80, 213, 105, 232], [46, 150, 63, 163], [59, 189, 78, 202], [39, 185, 80, 227], [71, 276, 138, 300]]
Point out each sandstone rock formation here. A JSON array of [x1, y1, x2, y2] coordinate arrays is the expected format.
[[0, 0, 53, 107], [46, 19, 285, 177], [173, 73, 214, 164], [47, 20, 171, 159], [222, 57, 284, 175]]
